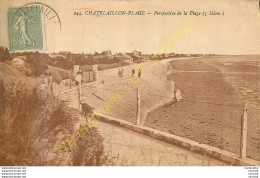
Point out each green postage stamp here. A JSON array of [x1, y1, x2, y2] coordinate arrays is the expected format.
[[8, 7, 44, 52]]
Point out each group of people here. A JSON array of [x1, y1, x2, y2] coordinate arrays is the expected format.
[[132, 68, 142, 78], [75, 67, 143, 86], [118, 68, 142, 78]]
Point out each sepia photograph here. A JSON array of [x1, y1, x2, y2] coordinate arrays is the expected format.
[[0, 0, 259, 176]]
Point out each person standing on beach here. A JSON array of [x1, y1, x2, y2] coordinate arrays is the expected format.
[[131, 68, 135, 77], [118, 69, 121, 77], [121, 69, 124, 77], [138, 69, 142, 78]]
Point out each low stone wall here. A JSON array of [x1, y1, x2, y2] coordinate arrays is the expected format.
[[94, 112, 259, 166]]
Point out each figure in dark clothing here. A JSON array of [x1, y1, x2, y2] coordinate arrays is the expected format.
[[131, 69, 135, 77], [118, 69, 124, 77], [138, 69, 142, 78], [81, 101, 93, 118], [118, 69, 122, 77]]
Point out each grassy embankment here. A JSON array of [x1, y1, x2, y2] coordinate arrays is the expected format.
[[0, 62, 105, 166]]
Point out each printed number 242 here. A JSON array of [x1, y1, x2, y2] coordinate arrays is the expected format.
[[74, 11, 82, 16]]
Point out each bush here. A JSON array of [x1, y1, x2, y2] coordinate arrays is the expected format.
[[72, 125, 104, 166], [0, 46, 10, 62], [52, 72, 63, 84], [23, 52, 49, 77]]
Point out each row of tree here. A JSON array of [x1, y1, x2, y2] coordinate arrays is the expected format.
[[8, 50, 120, 70]]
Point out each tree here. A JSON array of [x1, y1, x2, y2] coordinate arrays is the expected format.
[[0, 46, 11, 62]]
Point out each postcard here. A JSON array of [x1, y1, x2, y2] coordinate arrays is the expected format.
[[0, 0, 259, 167]]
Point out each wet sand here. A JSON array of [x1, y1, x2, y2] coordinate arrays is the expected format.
[[145, 56, 260, 161]]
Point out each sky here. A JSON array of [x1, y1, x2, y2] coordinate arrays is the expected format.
[[0, 0, 259, 54]]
